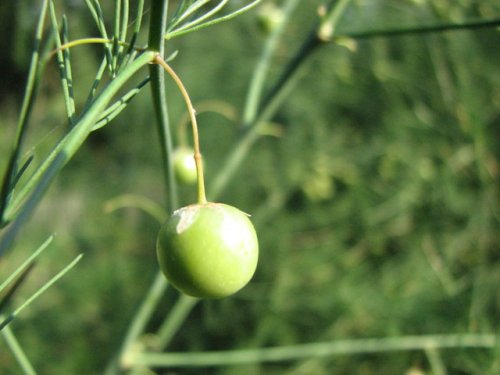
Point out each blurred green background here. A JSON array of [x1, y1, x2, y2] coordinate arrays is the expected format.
[[0, 0, 499, 374]]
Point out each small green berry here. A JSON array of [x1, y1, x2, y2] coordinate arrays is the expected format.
[[257, 3, 284, 34], [173, 147, 197, 184], [157, 203, 259, 298]]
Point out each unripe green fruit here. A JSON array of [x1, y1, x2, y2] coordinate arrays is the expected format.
[[156, 203, 259, 298], [257, 3, 284, 34], [173, 147, 197, 184]]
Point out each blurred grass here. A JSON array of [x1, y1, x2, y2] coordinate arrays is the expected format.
[[1, 0, 499, 374]]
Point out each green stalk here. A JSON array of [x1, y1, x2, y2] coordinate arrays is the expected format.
[[148, 0, 178, 213], [155, 294, 198, 350], [1, 322, 37, 375], [0, 0, 49, 228], [133, 334, 497, 368], [337, 17, 500, 41], [105, 273, 168, 374], [0, 236, 53, 295], [154, 56, 207, 205], [242, 0, 301, 126], [0, 254, 83, 331]]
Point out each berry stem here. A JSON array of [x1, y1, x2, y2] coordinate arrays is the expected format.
[[154, 54, 207, 204]]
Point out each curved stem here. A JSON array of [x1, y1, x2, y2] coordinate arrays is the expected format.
[[154, 55, 207, 204]]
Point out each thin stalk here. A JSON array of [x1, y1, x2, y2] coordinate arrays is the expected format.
[[112, 0, 122, 72], [48, 1, 75, 123], [165, 0, 263, 40], [0, 0, 49, 227], [242, 0, 301, 127], [0, 263, 36, 317], [133, 334, 497, 368], [154, 55, 207, 204], [148, 0, 178, 212], [105, 273, 168, 373], [425, 347, 447, 375], [0, 254, 83, 331], [125, 0, 145, 56], [171, 0, 229, 34], [81, 57, 108, 114], [120, 0, 129, 44], [0, 236, 54, 294], [317, 0, 352, 41], [92, 76, 150, 131], [337, 17, 500, 41], [168, 0, 211, 30], [84, 0, 114, 73], [155, 294, 198, 350], [1, 322, 37, 375], [61, 15, 76, 126]]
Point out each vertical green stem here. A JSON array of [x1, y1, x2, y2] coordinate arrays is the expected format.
[[149, 0, 178, 212], [0, 0, 49, 227], [242, 0, 301, 126]]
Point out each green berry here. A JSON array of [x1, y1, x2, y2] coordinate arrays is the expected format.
[[173, 147, 197, 184], [156, 203, 259, 298], [257, 3, 284, 34]]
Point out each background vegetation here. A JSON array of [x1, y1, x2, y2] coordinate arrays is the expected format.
[[0, 0, 499, 374]]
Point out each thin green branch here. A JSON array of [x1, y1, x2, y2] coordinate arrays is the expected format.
[[112, 0, 122, 72], [0, 264, 36, 316], [0, 237, 54, 294], [1, 322, 37, 375], [171, 0, 229, 34], [92, 76, 150, 131], [242, 0, 301, 126], [168, 0, 211, 31], [49, 2, 76, 125], [125, 0, 145, 56], [61, 15, 76, 125], [120, 0, 129, 44], [81, 56, 108, 114], [155, 294, 198, 350], [336, 17, 500, 41], [165, 0, 263, 40], [0, 254, 83, 331], [84, 0, 114, 73], [132, 334, 498, 368], [0, 0, 49, 228], [105, 272, 168, 374]]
